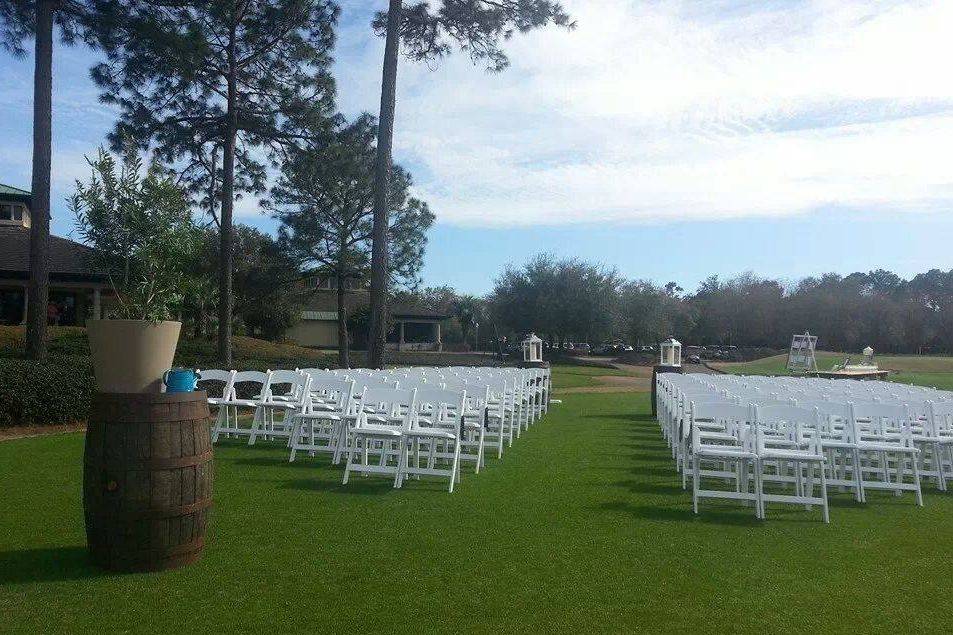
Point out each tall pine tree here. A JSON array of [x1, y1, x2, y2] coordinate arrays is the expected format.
[[1, 0, 90, 361], [365, 0, 575, 368], [90, 0, 338, 364], [270, 114, 433, 368]]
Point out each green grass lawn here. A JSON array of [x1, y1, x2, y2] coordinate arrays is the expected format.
[[549, 363, 628, 389], [3, 392, 953, 633], [713, 352, 844, 375], [715, 352, 953, 391]]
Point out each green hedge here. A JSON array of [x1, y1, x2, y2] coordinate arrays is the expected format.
[[0, 356, 94, 428]]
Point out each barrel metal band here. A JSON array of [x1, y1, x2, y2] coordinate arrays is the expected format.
[[104, 497, 213, 521], [85, 449, 213, 471]]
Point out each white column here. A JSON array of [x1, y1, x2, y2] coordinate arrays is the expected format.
[[93, 288, 102, 320], [435, 322, 442, 352], [398, 321, 405, 351]]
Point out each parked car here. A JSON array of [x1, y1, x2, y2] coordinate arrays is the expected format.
[[599, 341, 633, 355], [687, 354, 701, 364], [569, 342, 592, 355]]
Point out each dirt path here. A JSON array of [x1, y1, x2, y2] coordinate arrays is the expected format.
[[0, 423, 85, 442]]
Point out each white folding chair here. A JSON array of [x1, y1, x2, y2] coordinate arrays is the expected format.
[[342, 387, 418, 485], [396, 387, 467, 492], [210, 370, 268, 443]]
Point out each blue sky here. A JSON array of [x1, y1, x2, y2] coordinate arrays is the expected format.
[[2, 0, 952, 294]]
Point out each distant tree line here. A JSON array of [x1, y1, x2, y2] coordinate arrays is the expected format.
[[483, 255, 953, 355]]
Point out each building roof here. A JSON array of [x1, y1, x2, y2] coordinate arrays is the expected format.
[[0, 225, 108, 281], [299, 290, 450, 321], [0, 183, 30, 197], [390, 302, 449, 320]]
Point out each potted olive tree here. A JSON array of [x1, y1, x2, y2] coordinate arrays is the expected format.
[[71, 146, 199, 393]]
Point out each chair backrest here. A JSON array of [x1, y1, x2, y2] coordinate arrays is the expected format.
[[231, 371, 268, 400], [265, 369, 307, 402], [849, 401, 911, 437], [196, 369, 234, 400], [414, 387, 467, 432], [690, 402, 750, 449], [356, 387, 418, 430], [349, 376, 399, 393], [306, 375, 355, 410], [928, 400, 953, 433], [753, 403, 821, 451]]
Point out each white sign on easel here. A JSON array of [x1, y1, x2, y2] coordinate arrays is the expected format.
[[787, 332, 818, 373]]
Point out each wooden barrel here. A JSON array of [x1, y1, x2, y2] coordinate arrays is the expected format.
[[83, 391, 213, 572]]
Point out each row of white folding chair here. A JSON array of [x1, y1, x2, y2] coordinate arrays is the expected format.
[[686, 397, 926, 520], [339, 385, 469, 492], [290, 370, 501, 482], [201, 369, 309, 445], [200, 365, 550, 492], [689, 401, 829, 521]]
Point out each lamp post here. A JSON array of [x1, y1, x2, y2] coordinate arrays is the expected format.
[[521, 332, 544, 364], [652, 337, 684, 417]]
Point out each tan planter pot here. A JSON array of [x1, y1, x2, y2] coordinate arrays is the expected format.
[[87, 320, 182, 393]]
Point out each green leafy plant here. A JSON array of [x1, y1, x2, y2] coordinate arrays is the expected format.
[[70, 144, 200, 322]]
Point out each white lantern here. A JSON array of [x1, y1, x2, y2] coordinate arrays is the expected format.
[[660, 338, 681, 367], [522, 333, 543, 362]]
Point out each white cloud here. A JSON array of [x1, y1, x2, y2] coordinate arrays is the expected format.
[[335, 0, 953, 227]]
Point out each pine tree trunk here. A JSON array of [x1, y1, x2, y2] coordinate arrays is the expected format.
[[25, 0, 54, 362], [218, 24, 238, 366], [337, 279, 349, 369], [367, 0, 402, 370]]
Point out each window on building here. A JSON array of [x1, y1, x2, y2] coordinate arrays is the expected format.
[[0, 203, 24, 221], [0, 288, 25, 325]]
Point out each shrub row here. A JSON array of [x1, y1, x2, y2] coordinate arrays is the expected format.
[[0, 356, 94, 428]]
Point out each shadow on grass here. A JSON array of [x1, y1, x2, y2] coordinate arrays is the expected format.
[[599, 500, 762, 527], [620, 451, 670, 463], [281, 477, 396, 496], [0, 546, 108, 584], [612, 480, 685, 496], [622, 465, 678, 478], [231, 456, 325, 470], [583, 413, 657, 425]]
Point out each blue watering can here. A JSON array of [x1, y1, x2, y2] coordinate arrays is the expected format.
[[163, 368, 199, 393]]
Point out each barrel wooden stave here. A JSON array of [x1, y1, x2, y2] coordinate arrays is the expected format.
[[83, 391, 213, 572]]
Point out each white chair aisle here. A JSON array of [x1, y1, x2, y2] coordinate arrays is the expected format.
[[201, 364, 553, 493], [656, 372, 952, 523]]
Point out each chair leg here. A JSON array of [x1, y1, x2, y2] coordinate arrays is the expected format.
[[751, 459, 763, 520], [819, 459, 830, 523], [449, 443, 461, 493], [853, 448, 866, 503], [342, 434, 360, 485], [692, 457, 700, 514], [911, 451, 923, 507], [247, 408, 263, 446], [289, 419, 300, 462], [211, 407, 225, 444], [393, 438, 406, 489]]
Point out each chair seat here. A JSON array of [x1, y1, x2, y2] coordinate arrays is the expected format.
[[819, 440, 857, 449], [354, 424, 401, 436], [406, 428, 456, 439], [858, 441, 918, 453], [696, 447, 757, 459], [219, 398, 258, 408], [294, 412, 342, 421], [759, 448, 824, 461], [260, 400, 298, 409]]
